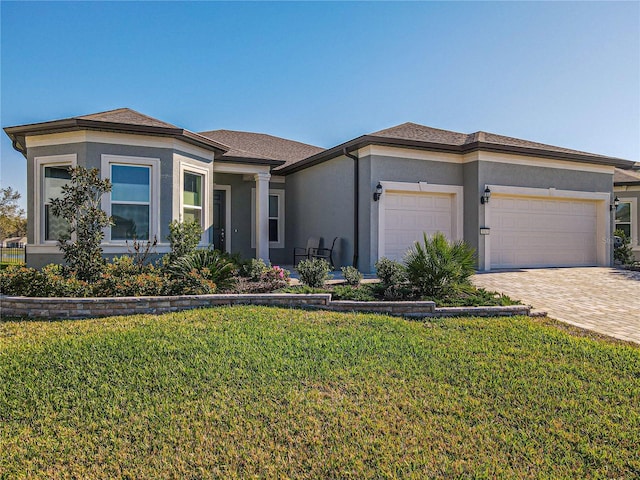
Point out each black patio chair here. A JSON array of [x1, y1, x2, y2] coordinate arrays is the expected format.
[[293, 237, 320, 266], [311, 237, 339, 269]]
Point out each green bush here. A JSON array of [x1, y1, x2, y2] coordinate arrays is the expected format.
[[404, 232, 476, 298], [374, 257, 406, 286], [296, 258, 331, 288], [0, 264, 91, 297], [93, 258, 168, 297], [168, 249, 237, 292], [614, 229, 634, 266], [164, 220, 203, 268], [166, 268, 216, 295], [241, 258, 270, 281], [341, 266, 362, 286], [332, 285, 375, 301]]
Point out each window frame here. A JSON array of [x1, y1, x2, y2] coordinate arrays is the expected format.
[[101, 154, 160, 243], [251, 188, 285, 249], [34, 154, 77, 245], [615, 197, 638, 247], [179, 161, 210, 245]]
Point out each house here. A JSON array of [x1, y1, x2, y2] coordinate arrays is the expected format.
[[4, 108, 635, 272], [614, 166, 640, 261], [1, 236, 26, 248]]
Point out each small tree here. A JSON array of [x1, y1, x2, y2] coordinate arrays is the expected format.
[[0, 187, 27, 241], [49, 167, 112, 281]]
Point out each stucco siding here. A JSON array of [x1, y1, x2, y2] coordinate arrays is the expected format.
[[286, 155, 354, 268]]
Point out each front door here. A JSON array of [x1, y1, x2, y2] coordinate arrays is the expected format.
[[213, 189, 226, 251]]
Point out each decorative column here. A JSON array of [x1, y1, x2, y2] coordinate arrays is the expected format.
[[254, 172, 271, 262]]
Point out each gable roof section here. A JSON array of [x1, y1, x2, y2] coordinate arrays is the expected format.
[[198, 129, 324, 168], [4, 108, 229, 156], [280, 122, 633, 173], [614, 167, 640, 185]]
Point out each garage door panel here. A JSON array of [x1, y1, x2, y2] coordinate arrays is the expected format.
[[384, 192, 454, 261], [491, 195, 598, 269]]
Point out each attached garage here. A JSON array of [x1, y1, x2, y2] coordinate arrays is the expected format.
[[484, 186, 611, 270], [378, 182, 463, 262]]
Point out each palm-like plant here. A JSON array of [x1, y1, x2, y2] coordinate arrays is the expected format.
[[404, 232, 476, 298], [168, 248, 238, 292]]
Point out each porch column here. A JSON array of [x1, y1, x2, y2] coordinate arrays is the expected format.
[[254, 172, 271, 262]]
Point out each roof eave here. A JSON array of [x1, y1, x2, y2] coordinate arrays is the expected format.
[[217, 156, 286, 167], [4, 118, 229, 154]]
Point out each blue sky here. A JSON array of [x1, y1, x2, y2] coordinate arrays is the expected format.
[[2, 1, 638, 209]]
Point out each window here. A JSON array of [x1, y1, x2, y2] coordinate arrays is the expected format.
[[615, 201, 632, 239], [268, 194, 279, 242], [110, 164, 150, 240], [251, 188, 284, 248], [183, 172, 203, 224], [43, 166, 72, 241]]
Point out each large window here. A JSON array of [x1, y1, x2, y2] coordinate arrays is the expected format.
[[268, 194, 280, 243], [183, 172, 203, 224], [110, 164, 150, 240], [43, 166, 71, 241], [615, 201, 632, 239]]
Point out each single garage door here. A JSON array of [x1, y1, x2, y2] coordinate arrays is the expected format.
[[491, 195, 598, 269], [383, 192, 453, 261]]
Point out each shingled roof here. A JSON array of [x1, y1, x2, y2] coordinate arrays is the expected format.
[[370, 122, 617, 159], [280, 121, 633, 173], [614, 167, 640, 185], [198, 129, 324, 168], [4, 108, 229, 156]]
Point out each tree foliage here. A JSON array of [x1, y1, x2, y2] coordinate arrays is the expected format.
[[0, 187, 27, 241], [49, 166, 112, 281]]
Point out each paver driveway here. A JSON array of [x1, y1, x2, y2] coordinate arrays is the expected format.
[[472, 267, 640, 344]]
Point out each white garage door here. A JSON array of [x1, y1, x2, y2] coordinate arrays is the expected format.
[[383, 192, 453, 261], [491, 195, 598, 269]]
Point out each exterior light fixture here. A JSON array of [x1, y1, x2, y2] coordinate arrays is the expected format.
[[481, 186, 491, 205], [610, 196, 620, 211], [373, 182, 383, 201]]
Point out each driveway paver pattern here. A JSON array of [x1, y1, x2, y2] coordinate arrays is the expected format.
[[472, 267, 640, 344]]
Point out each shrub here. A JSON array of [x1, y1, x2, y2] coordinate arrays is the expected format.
[[166, 268, 216, 295], [297, 258, 331, 288], [404, 232, 476, 298], [341, 266, 362, 286], [233, 264, 290, 293], [168, 249, 237, 292], [164, 220, 203, 268], [0, 264, 91, 297], [614, 229, 634, 266], [374, 257, 406, 287], [332, 285, 376, 301], [93, 258, 168, 297], [241, 258, 270, 281], [0, 265, 50, 296]]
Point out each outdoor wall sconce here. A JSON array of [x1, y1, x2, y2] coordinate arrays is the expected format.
[[373, 182, 383, 201], [610, 196, 620, 211], [481, 186, 491, 205]]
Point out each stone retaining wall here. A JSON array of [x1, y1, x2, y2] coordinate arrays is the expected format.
[[0, 294, 531, 320]]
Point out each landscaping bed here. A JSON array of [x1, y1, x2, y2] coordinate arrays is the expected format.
[[1, 306, 638, 478]]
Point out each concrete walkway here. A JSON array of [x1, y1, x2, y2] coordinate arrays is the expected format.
[[472, 267, 640, 344]]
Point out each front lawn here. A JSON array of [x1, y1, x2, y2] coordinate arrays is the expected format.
[[1, 307, 638, 478]]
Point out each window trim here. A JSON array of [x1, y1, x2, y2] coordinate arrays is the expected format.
[[615, 197, 638, 248], [179, 161, 210, 245], [101, 154, 160, 243], [34, 154, 77, 245], [251, 188, 285, 249]]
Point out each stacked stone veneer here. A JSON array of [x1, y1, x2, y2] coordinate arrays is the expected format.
[[1, 294, 531, 320]]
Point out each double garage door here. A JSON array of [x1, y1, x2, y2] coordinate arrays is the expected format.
[[490, 195, 598, 269], [382, 191, 600, 269]]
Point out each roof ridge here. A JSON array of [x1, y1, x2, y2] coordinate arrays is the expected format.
[[74, 107, 130, 119]]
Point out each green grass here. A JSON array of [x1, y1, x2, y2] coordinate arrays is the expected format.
[[1, 307, 639, 479]]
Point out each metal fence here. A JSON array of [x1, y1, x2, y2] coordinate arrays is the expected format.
[[0, 247, 26, 265]]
